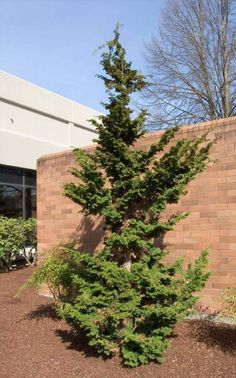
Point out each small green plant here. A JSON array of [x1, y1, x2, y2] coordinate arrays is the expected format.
[[0, 216, 37, 270], [21, 243, 75, 299], [221, 288, 236, 320]]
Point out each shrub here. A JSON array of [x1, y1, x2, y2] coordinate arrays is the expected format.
[[22, 243, 75, 299], [20, 217, 37, 265], [0, 216, 37, 270], [221, 288, 236, 320], [26, 243, 209, 366]]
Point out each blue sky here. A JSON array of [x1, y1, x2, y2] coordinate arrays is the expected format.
[[0, 0, 165, 112]]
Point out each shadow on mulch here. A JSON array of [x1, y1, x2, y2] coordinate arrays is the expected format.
[[25, 303, 59, 321], [187, 320, 236, 354], [26, 304, 109, 360], [56, 329, 111, 360], [25, 304, 236, 361]]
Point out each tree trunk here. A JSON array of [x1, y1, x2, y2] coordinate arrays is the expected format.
[[123, 255, 132, 271]]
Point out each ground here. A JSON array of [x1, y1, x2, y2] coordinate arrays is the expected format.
[[0, 267, 236, 378]]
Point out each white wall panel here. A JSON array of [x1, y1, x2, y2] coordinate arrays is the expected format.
[[0, 71, 100, 170]]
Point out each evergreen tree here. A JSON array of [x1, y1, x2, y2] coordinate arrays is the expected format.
[[30, 26, 215, 367], [64, 25, 213, 272]]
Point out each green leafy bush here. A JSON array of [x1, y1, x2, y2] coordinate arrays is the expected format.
[[0, 216, 37, 270], [27, 26, 214, 367], [22, 243, 75, 298]]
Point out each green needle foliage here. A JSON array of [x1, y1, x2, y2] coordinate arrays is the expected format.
[[30, 26, 215, 367]]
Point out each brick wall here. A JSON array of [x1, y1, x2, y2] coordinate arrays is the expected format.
[[37, 117, 236, 311]]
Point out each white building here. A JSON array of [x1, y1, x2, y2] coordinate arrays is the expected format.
[[0, 71, 99, 218]]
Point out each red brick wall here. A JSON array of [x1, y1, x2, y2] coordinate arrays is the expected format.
[[37, 117, 236, 311]]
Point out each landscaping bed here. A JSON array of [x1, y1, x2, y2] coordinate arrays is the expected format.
[[0, 267, 235, 378]]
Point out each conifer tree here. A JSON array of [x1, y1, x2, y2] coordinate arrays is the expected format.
[[64, 25, 213, 272], [32, 26, 215, 367]]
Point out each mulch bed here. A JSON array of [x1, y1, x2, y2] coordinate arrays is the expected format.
[[0, 267, 235, 378]]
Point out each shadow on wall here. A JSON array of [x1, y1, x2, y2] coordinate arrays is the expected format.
[[68, 214, 171, 255], [154, 235, 169, 251], [69, 215, 106, 254]]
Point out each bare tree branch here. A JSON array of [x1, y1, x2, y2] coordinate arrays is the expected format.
[[144, 0, 236, 130]]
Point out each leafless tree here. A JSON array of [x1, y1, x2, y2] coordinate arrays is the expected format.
[[145, 0, 236, 129]]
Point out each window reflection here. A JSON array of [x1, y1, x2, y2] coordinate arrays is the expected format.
[[0, 165, 36, 219], [0, 166, 23, 185], [25, 171, 36, 186], [0, 185, 23, 218]]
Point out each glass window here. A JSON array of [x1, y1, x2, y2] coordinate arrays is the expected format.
[[25, 187, 36, 218], [0, 166, 23, 185], [0, 165, 36, 219], [0, 184, 23, 218], [25, 170, 36, 186]]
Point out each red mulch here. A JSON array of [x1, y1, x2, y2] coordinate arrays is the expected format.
[[0, 267, 235, 378]]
